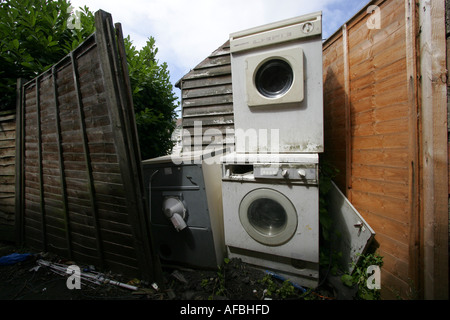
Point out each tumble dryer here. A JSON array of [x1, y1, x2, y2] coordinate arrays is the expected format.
[[229, 12, 323, 154], [143, 149, 226, 269]]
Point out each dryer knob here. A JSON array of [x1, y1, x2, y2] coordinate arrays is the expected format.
[[281, 169, 289, 178]]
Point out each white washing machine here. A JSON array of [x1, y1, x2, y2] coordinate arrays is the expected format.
[[221, 153, 320, 288], [229, 12, 323, 154]]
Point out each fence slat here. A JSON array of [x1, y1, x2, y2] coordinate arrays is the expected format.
[[35, 77, 47, 250], [52, 66, 72, 260], [70, 52, 105, 268]]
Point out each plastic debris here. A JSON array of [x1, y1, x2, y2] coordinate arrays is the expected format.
[[264, 270, 307, 293], [151, 282, 159, 291], [0, 253, 32, 266], [127, 278, 141, 286], [171, 270, 188, 284]]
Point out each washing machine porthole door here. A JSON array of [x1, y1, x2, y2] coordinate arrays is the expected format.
[[239, 188, 297, 246]]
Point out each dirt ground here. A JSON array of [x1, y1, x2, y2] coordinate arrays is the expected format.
[[0, 240, 336, 301]]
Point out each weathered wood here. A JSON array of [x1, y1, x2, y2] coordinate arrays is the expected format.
[[176, 41, 234, 153], [52, 66, 73, 261], [322, 0, 448, 299], [70, 51, 103, 266], [183, 104, 234, 118], [418, 0, 449, 300], [181, 75, 231, 90], [322, 0, 405, 299], [94, 10, 160, 282], [404, 0, 421, 298], [182, 84, 233, 99], [15, 10, 161, 283], [343, 23, 352, 198], [35, 77, 47, 251], [0, 109, 17, 241], [181, 63, 231, 81], [182, 94, 233, 108]]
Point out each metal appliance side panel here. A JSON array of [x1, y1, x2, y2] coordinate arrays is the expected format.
[[327, 181, 375, 273], [202, 157, 226, 265]]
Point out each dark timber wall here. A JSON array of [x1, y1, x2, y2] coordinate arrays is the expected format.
[[176, 41, 234, 152]]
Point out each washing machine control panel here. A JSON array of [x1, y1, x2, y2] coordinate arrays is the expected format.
[[223, 163, 318, 184], [253, 163, 317, 183]]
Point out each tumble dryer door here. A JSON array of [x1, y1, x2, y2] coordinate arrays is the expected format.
[[239, 188, 297, 246], [246, 47, 304, 107]]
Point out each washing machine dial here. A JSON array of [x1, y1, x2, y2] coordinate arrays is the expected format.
[[297, 169, 306, 178]]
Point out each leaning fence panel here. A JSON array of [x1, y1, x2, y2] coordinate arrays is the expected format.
[[15, 10, 160, 283]]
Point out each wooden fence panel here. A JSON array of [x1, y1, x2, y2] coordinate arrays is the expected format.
[[323, 0, 417, 299], [0, 110, 16, 240], [323, 0, 448, 299], [15, 10, 161, 282]]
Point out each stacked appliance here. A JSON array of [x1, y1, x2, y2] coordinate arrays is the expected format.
[[221, 12, 324, 288], [143, 149, 226, 269]]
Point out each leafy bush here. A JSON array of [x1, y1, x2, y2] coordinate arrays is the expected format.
[[0, 0, 178, 159], [124, 36, 178, 159], [341, 252, 384, 300], [0, 0, 94, 110]]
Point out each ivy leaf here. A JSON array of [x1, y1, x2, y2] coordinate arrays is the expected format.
[[341, 274, 354, 287]]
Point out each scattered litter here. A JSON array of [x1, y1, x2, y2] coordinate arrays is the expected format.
[[262, 288, 268, 300], [171, 270, 187, 284], [36, 259, 138, 291], [264, 270, 307, 293], [0, 253, 32, 266], [132, 288, 155, 295], [127, 278, 141, 287], [151, 282, 159, 291], [83, 265, 96, 273], [29, 265, 40, 272]]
